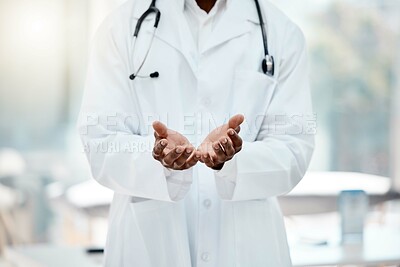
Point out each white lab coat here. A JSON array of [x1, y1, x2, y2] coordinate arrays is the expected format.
[[78, 0, 314, 266]]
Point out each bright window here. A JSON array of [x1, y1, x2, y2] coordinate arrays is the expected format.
[[270, 0, 400, 178]]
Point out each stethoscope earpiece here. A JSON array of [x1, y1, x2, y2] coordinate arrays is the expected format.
[[149, 72, 159, 78], [129, 71, 159, 80]]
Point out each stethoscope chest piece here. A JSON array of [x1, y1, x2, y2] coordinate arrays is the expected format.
[[262, 55, 274, 76]]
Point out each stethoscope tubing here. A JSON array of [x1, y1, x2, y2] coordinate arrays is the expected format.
[[254, 0, 269, 57], [131, 26, 157, 79], [130, 0, 274, 79]]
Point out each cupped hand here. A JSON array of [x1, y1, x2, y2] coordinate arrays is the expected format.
[[197, 114, 244, 170], [152, 121, 200, 170]]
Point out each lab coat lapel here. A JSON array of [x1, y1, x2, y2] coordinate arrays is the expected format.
[[133, 0, 197, 75], [201, 0, 255, 54]]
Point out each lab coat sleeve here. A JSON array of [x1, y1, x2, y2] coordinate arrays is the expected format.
[[214, 25, 315, 201], [77, 18, 192, 202]]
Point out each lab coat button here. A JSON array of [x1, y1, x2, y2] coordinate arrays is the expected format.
[[201, 252, 210, 262], [203, 199, 212, 209]]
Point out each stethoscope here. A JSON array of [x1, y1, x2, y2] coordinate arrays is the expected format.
[[129, 0, 274, 80]]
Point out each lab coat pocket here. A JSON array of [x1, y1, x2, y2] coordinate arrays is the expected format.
[[231, 70, 277, 141], [129, 200, 191, 267]]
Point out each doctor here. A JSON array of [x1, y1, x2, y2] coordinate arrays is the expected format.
[[78, 0, 314, 266]]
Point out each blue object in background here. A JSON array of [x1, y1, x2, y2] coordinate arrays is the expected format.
[[339, 190, 369, 244]]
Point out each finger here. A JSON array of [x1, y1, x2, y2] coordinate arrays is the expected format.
[[153, 139, 168, 159], [195, 150, 202, 160], [212, 141, 226, 163], [152, 121, 168, 138], [173, 146, 193, 168], [163, 146, 185, 166], [227, 129, 242, 152], [219, 136, 235, 158], [185, 150, 200, 169], [218, 136, 228, 154], [234, 125, 241, 134], [198, 142, 213, 155], [201, 153, 214, 168], [206, 142, 215, 154], [228, 114, 244, 131], [195, 150, 205, 163]]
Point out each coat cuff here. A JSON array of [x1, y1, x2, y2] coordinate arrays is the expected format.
[[214, 157, 238, 200], [164, 167, 193, 201]]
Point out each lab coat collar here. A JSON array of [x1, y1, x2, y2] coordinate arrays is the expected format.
[[200, 0, 260, 53], [132, 0, 261, 73], [132, 0, 262, 26]]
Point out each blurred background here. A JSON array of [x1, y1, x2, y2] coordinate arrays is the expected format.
[[0, 0, 399, 266]]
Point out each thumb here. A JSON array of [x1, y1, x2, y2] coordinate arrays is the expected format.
[[228, 114, 244, 130], [152, 121, 168, 138]]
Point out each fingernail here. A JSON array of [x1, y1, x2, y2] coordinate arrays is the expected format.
[[222, 138, 227, 144], [160, 140, 166, 146], [186, 148, 193, 154], [214, 145, 219, 150], [229, 130, 235, 136], [176, 147, 183, 153]]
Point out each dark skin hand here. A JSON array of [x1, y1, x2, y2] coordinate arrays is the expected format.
[[152, 121, 201, 170], [197, 114, 244, 170], [152, 114, 244, 171]]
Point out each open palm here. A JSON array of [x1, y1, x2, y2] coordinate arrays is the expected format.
[[197, 114, 244, 170], [152, 121, 199, 170]]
